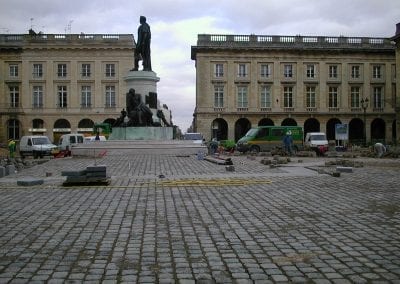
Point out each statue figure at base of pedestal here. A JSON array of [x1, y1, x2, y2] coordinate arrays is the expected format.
[[126, 88, 153, 126], [113, 108, 127, 127], [132, 16, 152, 72]]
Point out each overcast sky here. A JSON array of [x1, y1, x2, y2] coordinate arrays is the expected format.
[[1, 0, 399, 132]]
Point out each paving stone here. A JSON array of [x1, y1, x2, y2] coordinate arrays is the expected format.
[[85, 172, 107, 177], [5, 164, 16, 175], [270, 274, 288, 282], [0, 153, 399, 283], [86, 165, 107, 172], [61, 170, 87, 176], [16, 177, 44, 186], [336, 166, 353, 173]]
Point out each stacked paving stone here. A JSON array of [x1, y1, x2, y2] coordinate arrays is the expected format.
[[0, 164, 15, 178], [62, 165, 109, 185], [260, 156, 291, 167], [204, 155, 233, 165]]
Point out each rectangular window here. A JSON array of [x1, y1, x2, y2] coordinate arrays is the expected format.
[[81, 86, 92, 108], [260, 85, 271, 108], [372, 65, 382, 79], [351, 86, 361, 108], [328, 86, 338, 108], [351, 65, 360, 79], [306, 65, 315, 78], [57, 64, 67, 77], [284, 64, 293, 78], [238, 64, 247, 77], [9, 86, 19, 108], [237, 86, 248, 107], [329, 65, 338, 78], [392, 64, 396, 80], [57, 86, 68, 108], [8, 119, 19, 140], [283, 86, 293, 107], [373, 87, 383, 108], [215, 64, 224, 77], [33, 86, 43, 108], [306, 86, 316, 107], [9, 64, 19, 77], [260, 64, 271, 78], [105, 64, 115, 77], [33, 64, 43, 78], [214, 85, 224, 107], [105, 86, 116, 107], [82, 64, 91, 77]]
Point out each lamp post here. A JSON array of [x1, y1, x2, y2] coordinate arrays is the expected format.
[[361, 98, 369, 147]]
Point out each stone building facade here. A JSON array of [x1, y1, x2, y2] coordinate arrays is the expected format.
[[191, 34, 397, 145], [391, 23, 400, 146], [0, 33, 172, 143]]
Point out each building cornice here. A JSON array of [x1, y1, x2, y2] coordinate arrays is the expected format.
[[0, 34, 135, 50], [191, 34, 395, 59]]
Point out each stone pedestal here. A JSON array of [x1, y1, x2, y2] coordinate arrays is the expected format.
[[123, 70, 165, 136], [121, 69, 172, 140], [124, 70, 160, 98], [108, 127, 173, 140]]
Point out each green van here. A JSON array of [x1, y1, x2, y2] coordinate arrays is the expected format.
[[236, 126, 304, 153]]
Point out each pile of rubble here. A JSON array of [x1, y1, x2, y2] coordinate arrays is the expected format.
[[0, 157, 49, 178], [324, 159, 364, 168], [259, 155, 299, 169]]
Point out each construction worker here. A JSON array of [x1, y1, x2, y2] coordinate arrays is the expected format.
[[8, 139, 16, 158], [374, 142, 386, 158]]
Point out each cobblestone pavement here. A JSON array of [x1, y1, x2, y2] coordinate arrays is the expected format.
[[0, 153, 399, 283]]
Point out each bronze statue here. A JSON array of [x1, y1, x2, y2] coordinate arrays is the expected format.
[[133, 16, 152, 71], [113, 108, 127, 127], [156, 110, 171, 127], [126, 88, 153, 126]]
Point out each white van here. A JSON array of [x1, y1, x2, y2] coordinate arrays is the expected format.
[[304, 132, 329, 155], [58, 134, 85, 152], [84, 135, 107, 142], [184, 133, 204, 144], [19, 135, 58, 158]]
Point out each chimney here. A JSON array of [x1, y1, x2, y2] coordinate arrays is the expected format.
[[391, 22, 400, 41]]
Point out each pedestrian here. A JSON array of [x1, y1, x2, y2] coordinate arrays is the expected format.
[[283, 131, 293, 156], [8, 139, 16, 158], [374, 142, 386, 158], [95, 132, 100, 141], [209, 138, 218, 155]]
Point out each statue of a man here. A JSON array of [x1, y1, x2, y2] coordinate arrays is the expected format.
[[133, 16, 152, 71]]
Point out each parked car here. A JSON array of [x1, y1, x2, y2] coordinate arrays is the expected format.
[[19, 135, 58, 158], [304, 132, 329, 155]]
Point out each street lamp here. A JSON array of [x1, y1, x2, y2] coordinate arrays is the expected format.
[[361, 98, 369, 147]]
